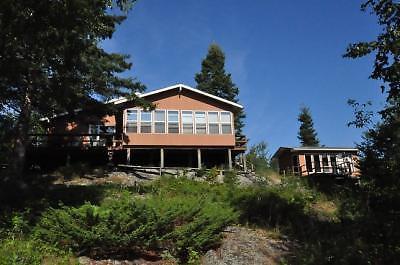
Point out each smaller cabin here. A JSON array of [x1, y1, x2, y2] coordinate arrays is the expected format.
[[272, 147, 359, 177]]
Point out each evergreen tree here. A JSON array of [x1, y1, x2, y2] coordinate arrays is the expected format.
[[345, 1, 400, 261], [0, 0, 145, 178], [297, 107, 320, 146], [195, 44, 245, 135]]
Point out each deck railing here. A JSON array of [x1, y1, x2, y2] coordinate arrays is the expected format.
[[29, 133, 121, 149], [283, 161, 357, 177], [235, 135, 247, 151]]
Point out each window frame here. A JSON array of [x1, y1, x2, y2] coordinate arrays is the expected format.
[[181, 110, 194, 134], [207, 111, 220, 134], [139, 109, 152, 134], [154, 109, 166, 134], [220, 111, 233, 135], [194, 111, 207, 135], [125, 108, 139, 133], [167, 110, 180, 134]]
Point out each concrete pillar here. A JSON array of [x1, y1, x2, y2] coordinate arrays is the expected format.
[[197, 149, 202, 169], [160, 148, 164, 168], [126, 148, 131, 164], [227, 149, 232, 170]]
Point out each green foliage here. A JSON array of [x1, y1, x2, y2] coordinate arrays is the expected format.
[[344, 0, 400, 263], [223, 170, 239, 186], [34, 184, 237, 262], [206, 167, 219, 183], [297, 106, 320, 146], [0, 237, 76, 265], [195, 44, 245, 135], [0, 0, 146, 176], [246, 141, 270, 172]]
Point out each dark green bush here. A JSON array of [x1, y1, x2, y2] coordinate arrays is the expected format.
[[34, 189, 237, 262]]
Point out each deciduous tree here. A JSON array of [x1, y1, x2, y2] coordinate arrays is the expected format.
[[345, 0, 400, 262]]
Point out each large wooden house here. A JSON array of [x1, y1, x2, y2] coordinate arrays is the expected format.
[[31, 84, 247, 170]]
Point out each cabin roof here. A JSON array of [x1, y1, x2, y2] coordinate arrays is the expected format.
[[272, 146, 359, 159], [109, 83, 244, 109]]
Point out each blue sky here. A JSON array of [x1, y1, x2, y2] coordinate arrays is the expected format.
[[102, 0, 386, 154]]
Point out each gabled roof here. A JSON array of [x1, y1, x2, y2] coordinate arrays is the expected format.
[[109, 83, 244, 109], [272, 146, 359, 159]]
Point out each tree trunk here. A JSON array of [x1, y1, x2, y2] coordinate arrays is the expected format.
[[10, 89, 32, 179]]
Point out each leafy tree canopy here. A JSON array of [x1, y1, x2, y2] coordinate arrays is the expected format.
[[345, 0, 400, 261]]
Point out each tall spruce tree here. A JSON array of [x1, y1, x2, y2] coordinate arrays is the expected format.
[[0, 0, 145, 178], [195, 44, 245, 135], [297, 107, 320, 146]]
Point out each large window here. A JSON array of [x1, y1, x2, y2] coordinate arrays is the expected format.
[[154, 110, 166, 133], [126, 109, 138, 133], [168, 110, 179, 133], [220, 112, 232, 134], [208, 112, 219, 134], [182, 111, 193, 134], [140, 111, 152, 133], [195, 111, 206, 134]]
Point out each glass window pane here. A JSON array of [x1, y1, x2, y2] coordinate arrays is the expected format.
[[221, 112, 231, 123], [196, 124, 206, 134], [155, 122, 165, 133], [126, 122, 137, 133], [168, 111, 179, 122], [141, 122, 151, 133], [141, 111, 151, 122], [221, 124, 232, 134], [183, 124, 193, 134], [195, 112, 206, 123], [168, 123, 179, 133], [208, 112, 219, 123], [127, 109, 138, 121], [155, 110, 165, 121], [182, 111, 193, 123], [209, 124, 219, 134]]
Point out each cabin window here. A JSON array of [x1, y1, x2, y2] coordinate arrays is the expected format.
[[305, 155, 313, 172], [140, 111, 152, 133], [154, 110, 166, 133], [126, 109, 138, 133], [182, 111, 194, 134], [208, 112, 220, 134], [221, 112, 232, 134], [195, 111, 206, 134], [292, 155, 300, 174], [168, 110, 179, 133], [314, 155, 321, 172], [322, 154, 330, 172]]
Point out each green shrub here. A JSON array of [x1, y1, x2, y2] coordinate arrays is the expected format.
[[34, 189, 237, 262], [206, 167, 219, 183], [0, 237, 75, 265], [223, 170, 239, 186]]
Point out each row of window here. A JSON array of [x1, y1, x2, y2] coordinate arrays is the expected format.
[[125, 109, 233, 135]]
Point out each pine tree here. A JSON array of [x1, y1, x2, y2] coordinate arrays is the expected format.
[[0, 0, 145, 178], [195, 44, 245, 135], [297, 107, 320, 146]]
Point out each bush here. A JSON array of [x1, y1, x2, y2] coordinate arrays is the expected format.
[[0, 237, 75, 265], [34, 188, 237, 262], [223, 170, 239, 186]]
